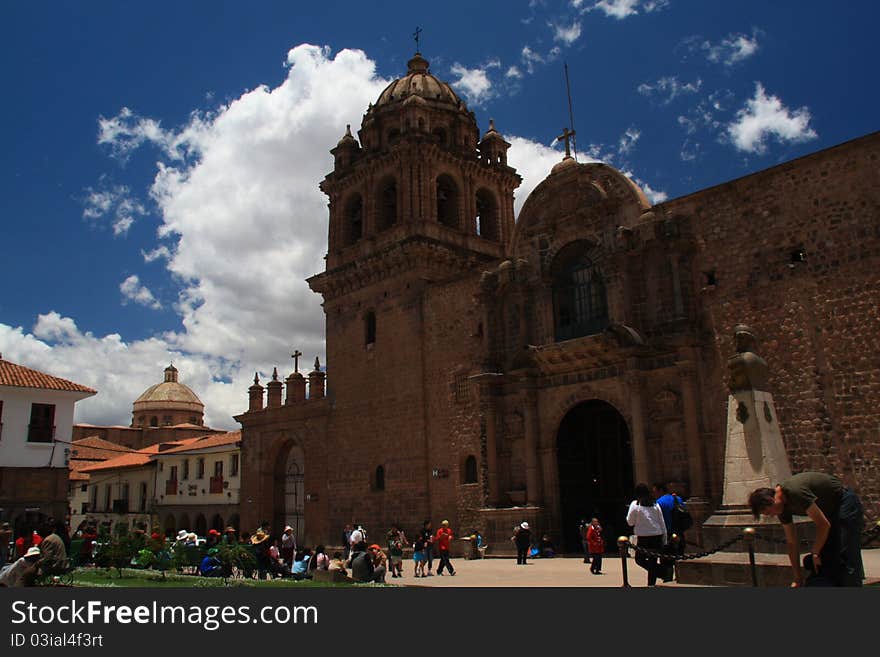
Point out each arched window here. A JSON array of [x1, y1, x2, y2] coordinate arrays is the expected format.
[[377, 178, 397, 231], [344, 194, 363, 246], [374, 465, 385, 492], [464, 455, 478, 484], [387, 128, 400, 146], [365, 311, 376, 347], [150, 416, 158, 427], [552, 243, 609, 341], [475, 188, 498, 241], [433, 126, 448, 147], [437, 174, 459, 228]]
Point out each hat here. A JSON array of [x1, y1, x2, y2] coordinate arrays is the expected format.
[[208, 529, 220, 536], [224, 526, 236, 533], [25, 546, 41, 558], [187, 532, 197, 541], [521, 522, 529, 530], [284, 525, 294, 533], [176, 530, 188, 541], [250, 529, 269, 544], [150, 532, 161, 540], [207, 547, 219, 556], [441, 520, 449, 526], [368, 544, 382, 551]]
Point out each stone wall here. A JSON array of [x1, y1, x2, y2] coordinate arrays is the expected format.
[[664, 131, 880, 517]]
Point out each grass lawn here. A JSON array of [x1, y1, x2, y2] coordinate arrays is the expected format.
[[67, 567, 374, 588]]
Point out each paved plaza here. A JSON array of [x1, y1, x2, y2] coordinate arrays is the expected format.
[[395, 548, 880, 588]]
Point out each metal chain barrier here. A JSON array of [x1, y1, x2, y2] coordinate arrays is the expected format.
[[616, 516, 878, 587]]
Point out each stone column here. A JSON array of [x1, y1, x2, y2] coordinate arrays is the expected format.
[[248, 374, 264, 412], [484, 385, 500, 506], [523, 388, 541, 506], [308, 358, 326, 399], [677, 355, 706, 497], [266, 368, 283, 409], [625, 364, 649, 485], [285, 372, 306, 404]]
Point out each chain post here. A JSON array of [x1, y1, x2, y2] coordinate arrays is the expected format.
[[618, 536, 630, 588], [743, 527, 758, 587]]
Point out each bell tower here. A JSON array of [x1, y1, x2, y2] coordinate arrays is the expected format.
[[312, 51, 521, 285]]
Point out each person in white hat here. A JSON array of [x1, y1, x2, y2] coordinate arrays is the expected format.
[[281, 525, 296, 568], [0, 546, 42, 587], [512, 521, 532, 565]]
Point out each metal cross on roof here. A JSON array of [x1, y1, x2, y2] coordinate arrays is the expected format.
[[556, 126, 576, 159], [291, 349, 302, 373], [413, 26, 422, 52]]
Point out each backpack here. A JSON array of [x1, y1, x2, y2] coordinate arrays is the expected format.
[[670, 495, 693, 534]]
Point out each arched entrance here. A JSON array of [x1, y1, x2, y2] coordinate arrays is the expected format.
[[273, 442, 305, 544], [556, 400, 634, 552]]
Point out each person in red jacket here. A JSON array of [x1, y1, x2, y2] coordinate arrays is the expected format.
[[586, 517, 605, 575], [434, 520, 456, 576]]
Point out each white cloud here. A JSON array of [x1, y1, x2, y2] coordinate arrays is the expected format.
[[686, 30, 761, 67], [726, 83, 817, 154], [506, 65, 523, 79], [551, 21, 583, 45], [82, 184, 146, 236], [637, 76, 702, 105], [120, 275, 162, 310], [1, 44, 670, 431], [142, 245, 172, 263], [0, 315, 243, 429], [521, 46, 545, 74], [586, 0, 669, 19], [450, 63, 496, 107], [617, 126, 641, 155]]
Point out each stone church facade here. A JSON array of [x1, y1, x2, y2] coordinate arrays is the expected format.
[[236, 52, 880, 550]]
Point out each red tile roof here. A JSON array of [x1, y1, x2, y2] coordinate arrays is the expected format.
[[68, 436, 135, 481], [0, 358, 96, 394], [70, 436, 134, 461], [78, 438, 199, 473], [157, 431, 241, 454]]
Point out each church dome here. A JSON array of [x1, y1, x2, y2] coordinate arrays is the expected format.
[[132, 364, 205, 428], [373, 53, 465, 111]]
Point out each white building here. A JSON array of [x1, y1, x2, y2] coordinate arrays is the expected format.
[[0, 356, 96, 534], [154, 431, 242, 537], [78, 431, 242, 537]]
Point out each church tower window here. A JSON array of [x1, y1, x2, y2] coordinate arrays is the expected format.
[[344, 194, 363, 246], [552, 244, 609, 341], [475, 188, 498, 241], [437, 174, 460, 228], [463, 455, 478, 484], [377, 178, 397, 231], [365, 311, 376, 347], [373, 465, 385, 491]]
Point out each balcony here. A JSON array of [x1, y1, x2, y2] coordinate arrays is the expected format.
[[209, 476, 224, 494], [27, 424, 56, 443], [165, 479, 178, 495]]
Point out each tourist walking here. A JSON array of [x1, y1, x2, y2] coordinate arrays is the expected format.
[[578, 518, 591, 564], [412, 532, 427, 577], [626, 483, 668, 586], [748, 471, 865, 587], [586, 517, 604, 574], [387, 527, 404, 578], [512, 522, 531, 565], [420, 520, 435, 576], [434, 520, 455, 576]]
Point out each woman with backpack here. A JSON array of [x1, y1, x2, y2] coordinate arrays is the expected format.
[[626, 483, 668, 586]]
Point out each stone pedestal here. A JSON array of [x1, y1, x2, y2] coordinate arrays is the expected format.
[[678, 325, 809, 585]]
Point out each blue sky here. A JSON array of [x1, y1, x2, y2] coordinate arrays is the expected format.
[[1, 0, 877, 428]]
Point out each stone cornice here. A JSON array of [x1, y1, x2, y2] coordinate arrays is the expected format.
[[309, 235, 498, 301]]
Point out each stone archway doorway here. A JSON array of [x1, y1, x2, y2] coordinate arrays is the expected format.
[[556, 400, 634, 552], [273, 442, 305, 544]]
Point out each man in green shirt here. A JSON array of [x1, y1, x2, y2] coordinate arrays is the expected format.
[[748, 472, 865, 587]]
